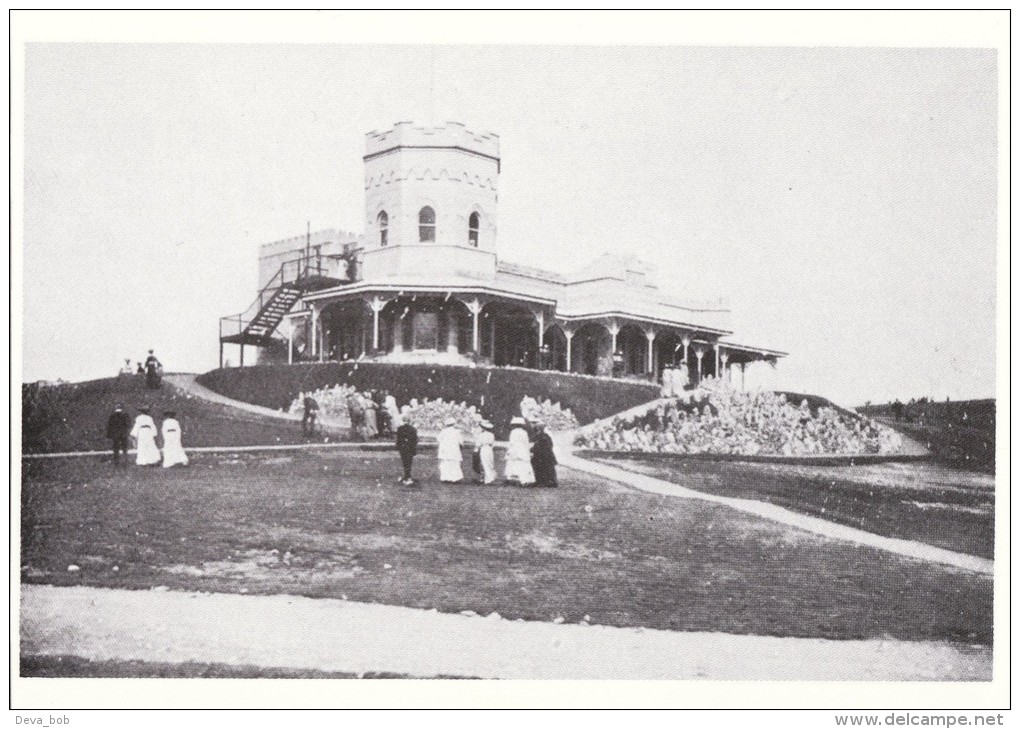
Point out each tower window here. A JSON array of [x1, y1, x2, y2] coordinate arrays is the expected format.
[[418, 206, 436, 242], [468, 212, 480, 247], [377, 211, 388, 246]]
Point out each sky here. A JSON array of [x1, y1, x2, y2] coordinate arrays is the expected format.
[[20, 43, 998, 405]]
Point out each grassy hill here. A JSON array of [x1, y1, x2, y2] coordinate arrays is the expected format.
[[198, 363, 660, 437], [22, 375, 313, 454], [858, 399, 995, 474]]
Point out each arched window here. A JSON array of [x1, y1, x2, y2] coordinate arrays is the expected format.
[[377, 211, 388, 246], [468, 212, 480, 247], [418, 206, 436, 242]]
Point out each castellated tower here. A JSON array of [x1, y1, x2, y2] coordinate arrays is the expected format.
[[363, 121, 500, 251]]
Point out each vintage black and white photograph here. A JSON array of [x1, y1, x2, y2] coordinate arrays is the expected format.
[[12, 10, 1007, 711]]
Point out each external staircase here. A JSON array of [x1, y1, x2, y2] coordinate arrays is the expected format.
[[219, 253, 349, 366]]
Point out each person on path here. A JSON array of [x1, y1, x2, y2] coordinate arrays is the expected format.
[[347, 391, 365, 441], [130, 407, 161, 466], [676, 360, 690, 392], [437, 417, 464, 483], [160, 411, 189, 468], [475, 420, 496, 484], [505, 416, 535, 485], [144, 350, 162, 390], [660, 363, 674, 398], [105, 404, 132, 466], [395, 405, 418, 485], [362, 392, 379, 440], [384, 393, 400, 436], [302, 394, 319, 437], [531, 421, 558, 488], [372, 390, 389, 436]]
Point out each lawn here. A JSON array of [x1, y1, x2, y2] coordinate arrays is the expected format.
[[20, 449, 992, 646], [22, 376, 323, 454], [592, 457, 994, 559]]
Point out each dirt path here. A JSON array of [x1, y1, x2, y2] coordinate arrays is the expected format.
[[20, 585, 990, 680], [557, 448, 993, 575], [164, 373, 300, 421]]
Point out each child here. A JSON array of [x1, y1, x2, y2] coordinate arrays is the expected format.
[[395, 406, 419, 486]]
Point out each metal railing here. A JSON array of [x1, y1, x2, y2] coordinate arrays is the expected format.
[[218, 253, 355, 340]]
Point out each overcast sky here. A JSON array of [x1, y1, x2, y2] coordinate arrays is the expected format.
[[21, 44, 997, 404]]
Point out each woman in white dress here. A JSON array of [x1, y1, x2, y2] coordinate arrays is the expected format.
[[475, 420, 496, 484], [437, 417, 464, 483], [504, 416, 535, 485], [130, 408, 161, 466], [160, 410, 189, 468]]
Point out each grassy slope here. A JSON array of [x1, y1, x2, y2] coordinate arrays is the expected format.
[[858, 400, 995, 474], [21, 450, 991, 645], [22, 376, 321, 454], [594, 458, 994, 559], [198, 363, 659, 437]]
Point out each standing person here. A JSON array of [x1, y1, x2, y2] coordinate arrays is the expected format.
[[302, 393, 319, 438], [505, 417, 535, 485], [660, 363, 674, 398], [384, 393, 400, 436], [395, 405, 418, 485], [136, 362, 145, 376], [531, 421, 558, 488], [362, 392, 379, 440], [144, 350, 162, 390], [118, 359, 133, 376], [130, 407, 161, 466], [160, 411, 189, 468], [676, 360, 690, 393], [105, 404, 132, 466], [347, 391, 365, 441], [437, 417, 464, 483], [372, 390, 388, 436], [475, 420, 496, 484]]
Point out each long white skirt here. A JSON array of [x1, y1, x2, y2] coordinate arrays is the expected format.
[[135, 431, 161, 466], [505, 456, 535, 485], [439, 458, 463, 483], [479, 445, 496, 484], [162, 434, 189, 468]]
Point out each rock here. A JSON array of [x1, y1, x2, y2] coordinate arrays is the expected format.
[[66, 564, 80, 573], [553, 615, 565, 624], [112, 566, 119, 572], [487, 612, 501, 621], [583, 614, 591, 622], [383, 563, 393, 570], [459, 610, 479, 618], [151, 585, 169, 592]]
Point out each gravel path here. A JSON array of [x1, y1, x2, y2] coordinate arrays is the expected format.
[[557, 448, 993, 575], [20, 585, 990, 681]]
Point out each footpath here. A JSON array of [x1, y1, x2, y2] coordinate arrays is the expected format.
[[21, 584, 990, 681]]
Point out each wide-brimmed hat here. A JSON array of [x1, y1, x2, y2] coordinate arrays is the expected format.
[[510, 416, 526, 426], [444, 417, 456, 426], [480, 420, 493, 430]]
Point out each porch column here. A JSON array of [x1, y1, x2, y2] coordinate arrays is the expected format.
[[310, 305, 319, 359], [370, 296, 387, 352], [239, 344, 244, 367], [714, 344, 720, 379], [608, 320, 620, 354], [694, 346, 705, 381], [219, 341, 224, 369], [645, 328, 656, 377], [720, 351, 730, 381], [564, 328, 575, 372], [393, 305, 407, 353], [489, 318, 496, 358], [537, 309, 545, 349], [467, 298, 482, 354], [740, 362, 747, 390], [682, 335, 691, 365]]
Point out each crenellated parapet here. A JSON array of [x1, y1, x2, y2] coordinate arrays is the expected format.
[[365, 121, 500, 161]]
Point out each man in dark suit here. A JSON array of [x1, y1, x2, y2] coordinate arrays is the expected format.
[[395, 407, 419, 486], [106, 404, 132, 466]]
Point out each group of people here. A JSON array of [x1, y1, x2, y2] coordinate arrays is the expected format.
[[411, 415, 557, 488], [105, 404, 189, 467], [659, 361, 691, 398], [118, 350, 163, 390], [345, 389, 400, 441]]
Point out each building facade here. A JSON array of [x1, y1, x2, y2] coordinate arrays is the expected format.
[[220, 122, 785, 383]]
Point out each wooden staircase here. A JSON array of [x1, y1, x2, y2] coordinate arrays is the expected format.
[[219, 253, 349, 364]]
